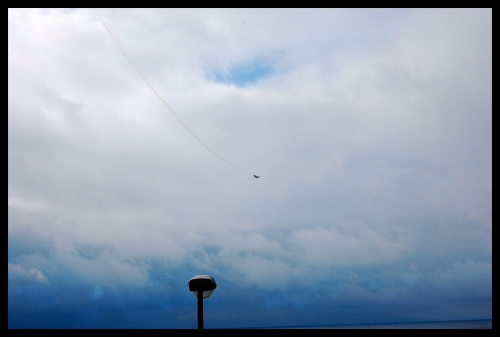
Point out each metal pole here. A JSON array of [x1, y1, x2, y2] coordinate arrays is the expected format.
[[197, 290, 204, 330]]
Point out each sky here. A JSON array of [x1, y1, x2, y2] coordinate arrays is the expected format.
[[8, 8, 492, 329]]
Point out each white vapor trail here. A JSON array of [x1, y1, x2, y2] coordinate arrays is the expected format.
[[93, 9, 252, 176]]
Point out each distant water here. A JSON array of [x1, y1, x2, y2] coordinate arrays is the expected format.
[[256, 319, 492, 329]]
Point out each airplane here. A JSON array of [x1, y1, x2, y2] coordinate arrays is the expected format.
[[254, 175, 260, 178]]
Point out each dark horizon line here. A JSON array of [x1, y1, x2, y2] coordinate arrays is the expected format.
[[222, 317, 493, 330]]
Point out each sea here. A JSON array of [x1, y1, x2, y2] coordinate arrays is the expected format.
[[254, 319, 492, 329]]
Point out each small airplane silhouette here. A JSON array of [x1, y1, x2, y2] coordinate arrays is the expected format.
[[254, 175, 260, 178]]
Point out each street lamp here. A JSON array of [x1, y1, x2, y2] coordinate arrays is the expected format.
[[188, 275, 217, 329]]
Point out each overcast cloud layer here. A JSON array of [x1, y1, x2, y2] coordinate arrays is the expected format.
[[8, 8, 491, 329]]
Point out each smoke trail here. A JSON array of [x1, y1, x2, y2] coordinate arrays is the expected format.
[[93, 9, 251, 176]]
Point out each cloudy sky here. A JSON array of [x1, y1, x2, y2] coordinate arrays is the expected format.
[[8, 8, 491, 329]]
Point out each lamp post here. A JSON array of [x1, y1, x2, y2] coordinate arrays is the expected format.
[[188, 275, 217, 330]]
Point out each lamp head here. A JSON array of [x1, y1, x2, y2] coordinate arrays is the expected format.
[[189, 275, 217, 299]]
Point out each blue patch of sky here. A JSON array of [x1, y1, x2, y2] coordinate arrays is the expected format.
[[211, 59, 275, 87]]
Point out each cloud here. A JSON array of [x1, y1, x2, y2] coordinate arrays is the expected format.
[[9, 263, 49, 283], [8, 8, 491, 328], [288, 225, 406, 267]]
